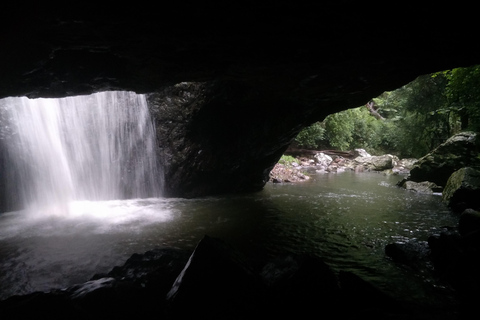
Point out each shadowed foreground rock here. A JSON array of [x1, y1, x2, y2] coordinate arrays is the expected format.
[[442, 167, 480, 212], [408, 132, 480, 188], [0, 235, 457, 320]]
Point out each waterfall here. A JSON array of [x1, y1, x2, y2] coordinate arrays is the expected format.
[[0, 91, 162, 212]]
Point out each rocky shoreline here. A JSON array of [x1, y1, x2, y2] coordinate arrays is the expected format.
[[269, 148, 418, 183]]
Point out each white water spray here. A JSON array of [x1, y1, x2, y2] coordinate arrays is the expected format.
[[0, 91, 161, 212]]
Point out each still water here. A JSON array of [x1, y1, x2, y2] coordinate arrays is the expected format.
[[0, 171, 458, 305]]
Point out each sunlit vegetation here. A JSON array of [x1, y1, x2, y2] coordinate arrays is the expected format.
[[278, 155, 300, 166], [295, 65, 480, 158]]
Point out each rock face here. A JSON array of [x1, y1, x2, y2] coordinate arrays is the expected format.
[[0, 235, 439, 319], [0, 4, 478, 198], [408, 132, 480, 187], [147, 82, 303, 196], [442, 167, 480, 212]]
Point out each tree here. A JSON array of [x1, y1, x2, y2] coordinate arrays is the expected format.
[[293, 65, 480, 158], [445, 65, 480, 132], [294, 122, 325, 149]]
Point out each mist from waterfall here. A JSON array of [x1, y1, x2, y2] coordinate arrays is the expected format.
[[0, 91, 162, 212]]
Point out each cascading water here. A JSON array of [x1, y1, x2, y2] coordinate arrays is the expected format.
[[0, 91, 162, 212]]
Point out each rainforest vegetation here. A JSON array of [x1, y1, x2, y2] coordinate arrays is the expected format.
[[295, 65, 480, 158]]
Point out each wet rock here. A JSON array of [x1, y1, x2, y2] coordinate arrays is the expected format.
[[399, 180, 443, 194], [459, 209, 480, 236], [442, 167, 480, 212], [385, 240, 431, 270], [409, 132, 480, 187]]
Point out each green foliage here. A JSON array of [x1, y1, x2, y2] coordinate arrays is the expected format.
[[278, 155, 299, 166], [445, 65, 480, 131], [294, 122, 325, 149], [323, 110, 354, 151], [294, 64, 480, 158]]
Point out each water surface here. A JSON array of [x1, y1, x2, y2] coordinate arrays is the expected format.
[[0, 171, 458, 306]]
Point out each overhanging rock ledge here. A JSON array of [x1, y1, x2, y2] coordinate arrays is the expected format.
[[1, 3, 478, 197]]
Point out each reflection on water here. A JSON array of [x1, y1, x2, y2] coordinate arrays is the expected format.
[[0, 172, 458, 305]]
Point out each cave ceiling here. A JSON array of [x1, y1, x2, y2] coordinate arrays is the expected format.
[[1, 2, 478, 114], [1, 2, 479, 198]]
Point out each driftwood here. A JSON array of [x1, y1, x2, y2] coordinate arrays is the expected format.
[[285, 147, 355, 159]]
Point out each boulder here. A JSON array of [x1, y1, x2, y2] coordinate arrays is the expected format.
[[385, 240, 430, 270], [354, 154, 394, 171], [354, 148, 371, 158], [442, 167, 480, 212], [166, 235, 262, 319], [397, 158, 418, 170], [459, 209, 480, 236], [393, 158, 418, 174], [399, 180, 442, 194], [409, 132, 480, 187], [314, 152, 333, 167]]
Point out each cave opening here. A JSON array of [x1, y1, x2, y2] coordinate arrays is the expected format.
[[0, 75, 474, 318]]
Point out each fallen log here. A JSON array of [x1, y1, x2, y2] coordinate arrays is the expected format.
[[285, 147, 354, 159]]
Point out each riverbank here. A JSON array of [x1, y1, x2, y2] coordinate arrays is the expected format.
[[269, 149, 418, 183]]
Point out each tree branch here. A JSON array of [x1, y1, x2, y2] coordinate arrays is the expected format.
[[365, 101, 385, 120]]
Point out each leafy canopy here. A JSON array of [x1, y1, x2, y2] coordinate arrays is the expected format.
[[294, 65, 480, 158]]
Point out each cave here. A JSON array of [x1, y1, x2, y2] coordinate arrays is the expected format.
[[1, 3, 478, 199], [1, 2, 479, 318]]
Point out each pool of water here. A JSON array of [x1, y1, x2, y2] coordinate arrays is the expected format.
[[0, 171, 459, 306]]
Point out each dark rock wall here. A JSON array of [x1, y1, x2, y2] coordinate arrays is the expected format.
[[147, 81, 306, 197], [1, 3, 479, 198]]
